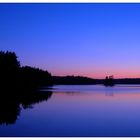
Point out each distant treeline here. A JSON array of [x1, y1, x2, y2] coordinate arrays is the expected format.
[[53, 76, 97, 85], [53, 76, 140, 85], [114, 78, 140, 84], [0, 51, 53, 91], [97, 78, 140, 85], [52, 76, 114, 85]]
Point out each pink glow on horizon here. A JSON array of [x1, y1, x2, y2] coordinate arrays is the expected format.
[[20, 58, 140, 79], [50, 69, 140, 79]]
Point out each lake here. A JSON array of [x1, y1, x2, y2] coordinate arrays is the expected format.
[[1, 85, 140, 137]]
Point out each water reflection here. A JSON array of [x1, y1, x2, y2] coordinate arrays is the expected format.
[[2, 85, 140, 136], [0, 95, 20, 125], [0, 89, 52, 125], [105, 87, 114, 96]]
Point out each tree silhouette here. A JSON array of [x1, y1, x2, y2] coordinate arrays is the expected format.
[[104, 75, 114, 86], [0, 51, 20, 89], [0, 51, 53, 91], [20, 66, 53, 90], [0, 50, 53, 125]]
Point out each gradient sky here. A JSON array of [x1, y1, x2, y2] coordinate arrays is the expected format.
[[1, 3, 140, 78]]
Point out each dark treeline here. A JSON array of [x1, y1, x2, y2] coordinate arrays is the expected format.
[[97, 78, 140, 85], [0, 51, 53, 125], [53, 76, 140, 85], [0, 51, 53, 91], [114, 78, 140, 84], [20, 66, 52, 90], [0, 51, 20, 88], [53, 76, 97, 85]]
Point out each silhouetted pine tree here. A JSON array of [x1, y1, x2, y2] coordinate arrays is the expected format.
[[0, 51, 53, 91]]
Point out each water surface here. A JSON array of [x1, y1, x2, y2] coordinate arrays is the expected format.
[[1, 85, 140, 136]]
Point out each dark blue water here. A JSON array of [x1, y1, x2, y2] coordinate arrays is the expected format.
[[1, 85, 140, 136]]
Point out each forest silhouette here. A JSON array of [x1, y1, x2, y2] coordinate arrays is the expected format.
[[0, 51, 53, 91], [0, 51, 53, 125]]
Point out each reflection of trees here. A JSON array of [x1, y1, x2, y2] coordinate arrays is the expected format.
[[0, 51, 53, 125], [0, 89, 52, 125], [0, 94, 20, 125], [0, 51, 53, 91], [21, 90, 52, 109]]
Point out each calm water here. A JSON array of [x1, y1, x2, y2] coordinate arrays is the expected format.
[[1, 85, 140, 136]]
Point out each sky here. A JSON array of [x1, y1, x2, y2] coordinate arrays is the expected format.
[[1, 3, 140, 79]]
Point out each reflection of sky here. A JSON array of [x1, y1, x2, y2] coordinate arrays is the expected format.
[[1, 85, 140, 136], [46, 85, 140, 95], [1, 4, 140, 78], [28, 85, 140, 136]]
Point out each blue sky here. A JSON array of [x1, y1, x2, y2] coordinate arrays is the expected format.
[[1, 3, 140, 78]]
